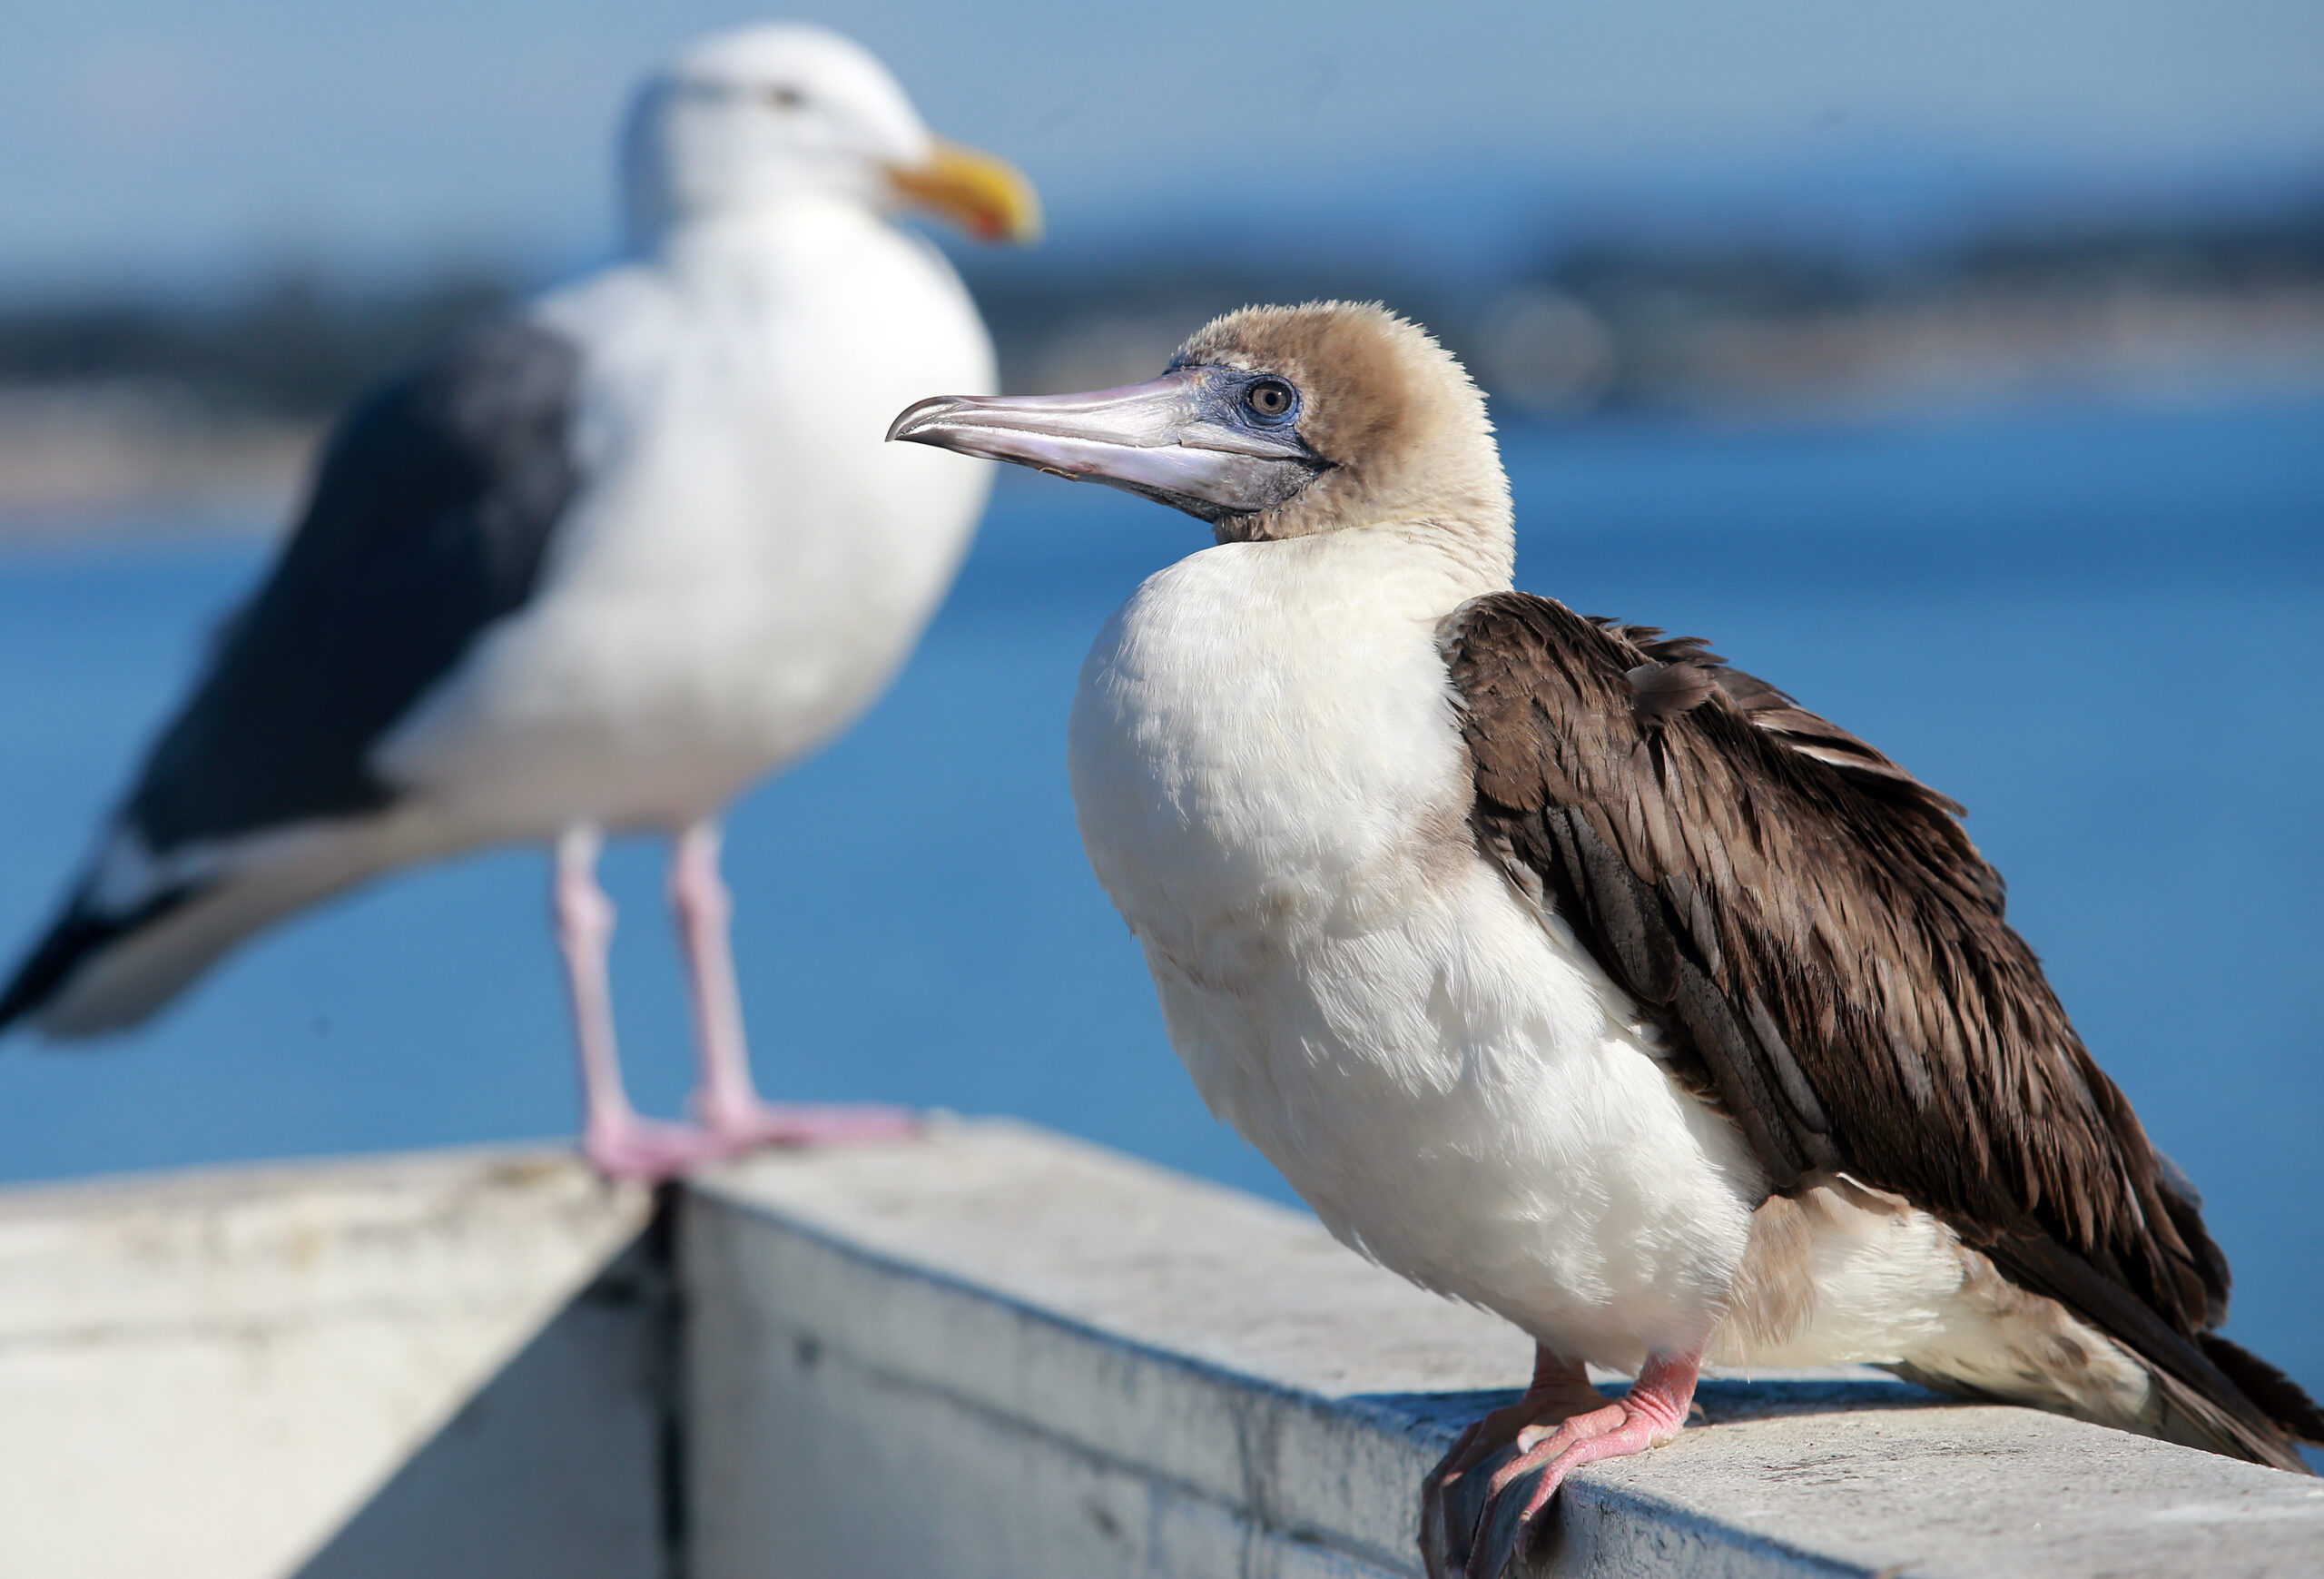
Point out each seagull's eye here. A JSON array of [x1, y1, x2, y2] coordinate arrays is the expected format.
[[1245, 380, 1295, 419], [763, 85, 806, 111]]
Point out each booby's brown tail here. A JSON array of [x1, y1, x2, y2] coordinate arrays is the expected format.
[[1984, 1234, 2321, 1475], [2201, 1334, 2324, 1449]]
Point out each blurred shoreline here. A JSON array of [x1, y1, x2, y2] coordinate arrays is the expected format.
[[3, 196, 2319, 539], [0, 387, 314, 541]]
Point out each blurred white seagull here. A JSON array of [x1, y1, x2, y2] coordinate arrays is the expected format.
[[893, 301, 2322, 1576], [0, 24, 1039, 1179]]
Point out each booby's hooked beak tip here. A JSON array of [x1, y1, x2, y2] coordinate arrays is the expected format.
[[885, 395, 968, 445], [886, 373, 1328, 523]]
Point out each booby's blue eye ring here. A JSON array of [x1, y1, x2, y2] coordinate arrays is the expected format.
[[763, 84, 806, 111], [1244, 379, 1296, 421]]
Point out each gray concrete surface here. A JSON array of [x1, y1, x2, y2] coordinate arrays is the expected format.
[[0, 1148, 659, 1579], [685, 1120, 2324, 1579], [2, 1122, 2318, 1577]]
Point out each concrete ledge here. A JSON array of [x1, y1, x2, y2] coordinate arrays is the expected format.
[[0, 1149, 660, 1579], [684, 1120, 2324, 1579], [1, 1122, 2319, 1576]]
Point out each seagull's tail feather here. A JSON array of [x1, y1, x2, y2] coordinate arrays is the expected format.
[[0, 817, 434, 1039], [0, 891, 186, 1036]]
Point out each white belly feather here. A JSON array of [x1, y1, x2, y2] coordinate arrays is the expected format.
[[1068, 528, 1766, 1367]]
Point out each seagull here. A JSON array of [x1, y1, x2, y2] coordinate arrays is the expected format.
[[0, 24, 1039, 1180], [890, 301, 2323, 1576]]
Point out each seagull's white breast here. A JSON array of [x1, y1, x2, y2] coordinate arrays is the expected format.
[[1068, 529, 1764, 1367], [378, 196, 994, 833]]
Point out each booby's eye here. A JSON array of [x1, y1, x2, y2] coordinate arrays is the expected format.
[[1245, 379, 1295, 419], [762, 84, 806, 111]]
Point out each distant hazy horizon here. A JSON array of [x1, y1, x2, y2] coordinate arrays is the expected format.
[[8, 0, 2321, 301]]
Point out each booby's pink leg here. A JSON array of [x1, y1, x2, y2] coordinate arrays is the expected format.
[[1434, 1350, 1701, 1579], [668, 819, 917, 1149], [556, 824, 726, 1180]]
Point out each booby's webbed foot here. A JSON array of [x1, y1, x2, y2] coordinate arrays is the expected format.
[[1423, 1350, 1699, 1579], [696, 1097, 921, 1150], [1422, 1347, 1606, 1578]]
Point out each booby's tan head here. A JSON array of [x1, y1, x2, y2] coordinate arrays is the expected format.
[[888, 301, 1512, 569]]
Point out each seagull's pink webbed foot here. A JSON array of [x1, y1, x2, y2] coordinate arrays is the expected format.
[[581, 1110, 736, 1182], [584, 1103, 918, 1182], [668, 819, 923, 1157], [557, 822, 923, 1182], [1423, 1348, 1700, 1579], [695, 1095, 921, 1150]]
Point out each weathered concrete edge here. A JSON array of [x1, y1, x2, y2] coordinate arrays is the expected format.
[[1551, 1478, 1876, 1579], [680, 1180, 1421, 1572], [0, 1144, 666, 1579], [681, 1175, 1889, 1578]]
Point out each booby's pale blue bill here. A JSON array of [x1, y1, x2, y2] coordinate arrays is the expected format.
[[886, 370, 1327, 522]]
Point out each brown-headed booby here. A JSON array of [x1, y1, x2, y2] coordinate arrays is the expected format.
[[0, 25, 1039, 1180], [889, 301, 2323, 1577]]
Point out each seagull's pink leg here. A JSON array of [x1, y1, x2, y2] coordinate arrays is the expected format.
[[667, 819, 917, 1149], [1442, 1349, 1701, 1579], [556, 824, 725, 1179]]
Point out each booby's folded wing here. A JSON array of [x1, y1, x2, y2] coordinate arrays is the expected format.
[[1442, 589, 2321, 1467], [0, 316, 581, 1033]]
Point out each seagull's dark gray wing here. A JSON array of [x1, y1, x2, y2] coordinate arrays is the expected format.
[[133, 315, 582, 846], [0, 316, 581, 1032], [1442, 589, 2321, 1470]]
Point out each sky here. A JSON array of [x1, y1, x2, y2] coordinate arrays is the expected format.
[[5, 0, 2323, 297]]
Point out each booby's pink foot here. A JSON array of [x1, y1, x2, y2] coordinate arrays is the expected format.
[[1422, 1347, 1608, 1578], [698, 1098, 921, 1150], [581, 1112, 739, 1181], [1423, 1350, 1699, 1579]]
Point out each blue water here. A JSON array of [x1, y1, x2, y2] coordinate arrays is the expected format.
[[1, 398, 2319, 1396]]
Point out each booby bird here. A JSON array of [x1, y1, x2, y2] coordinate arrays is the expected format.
[[0, 24, 1039, 1180], [891, 302, 2323, 1575]]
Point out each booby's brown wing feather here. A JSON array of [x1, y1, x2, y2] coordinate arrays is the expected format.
[[1443, 590, 2320, 1467]]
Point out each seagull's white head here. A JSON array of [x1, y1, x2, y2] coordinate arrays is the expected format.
[[890, 301, 1513, 575], [623, 23, 1039, 251]]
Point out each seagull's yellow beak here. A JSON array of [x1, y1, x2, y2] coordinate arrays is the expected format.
[[886, 139, 1041, 246]]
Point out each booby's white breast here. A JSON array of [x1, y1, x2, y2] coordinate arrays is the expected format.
[[1068, 526, 1766, 1367], [377, 196, 994, 834]]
